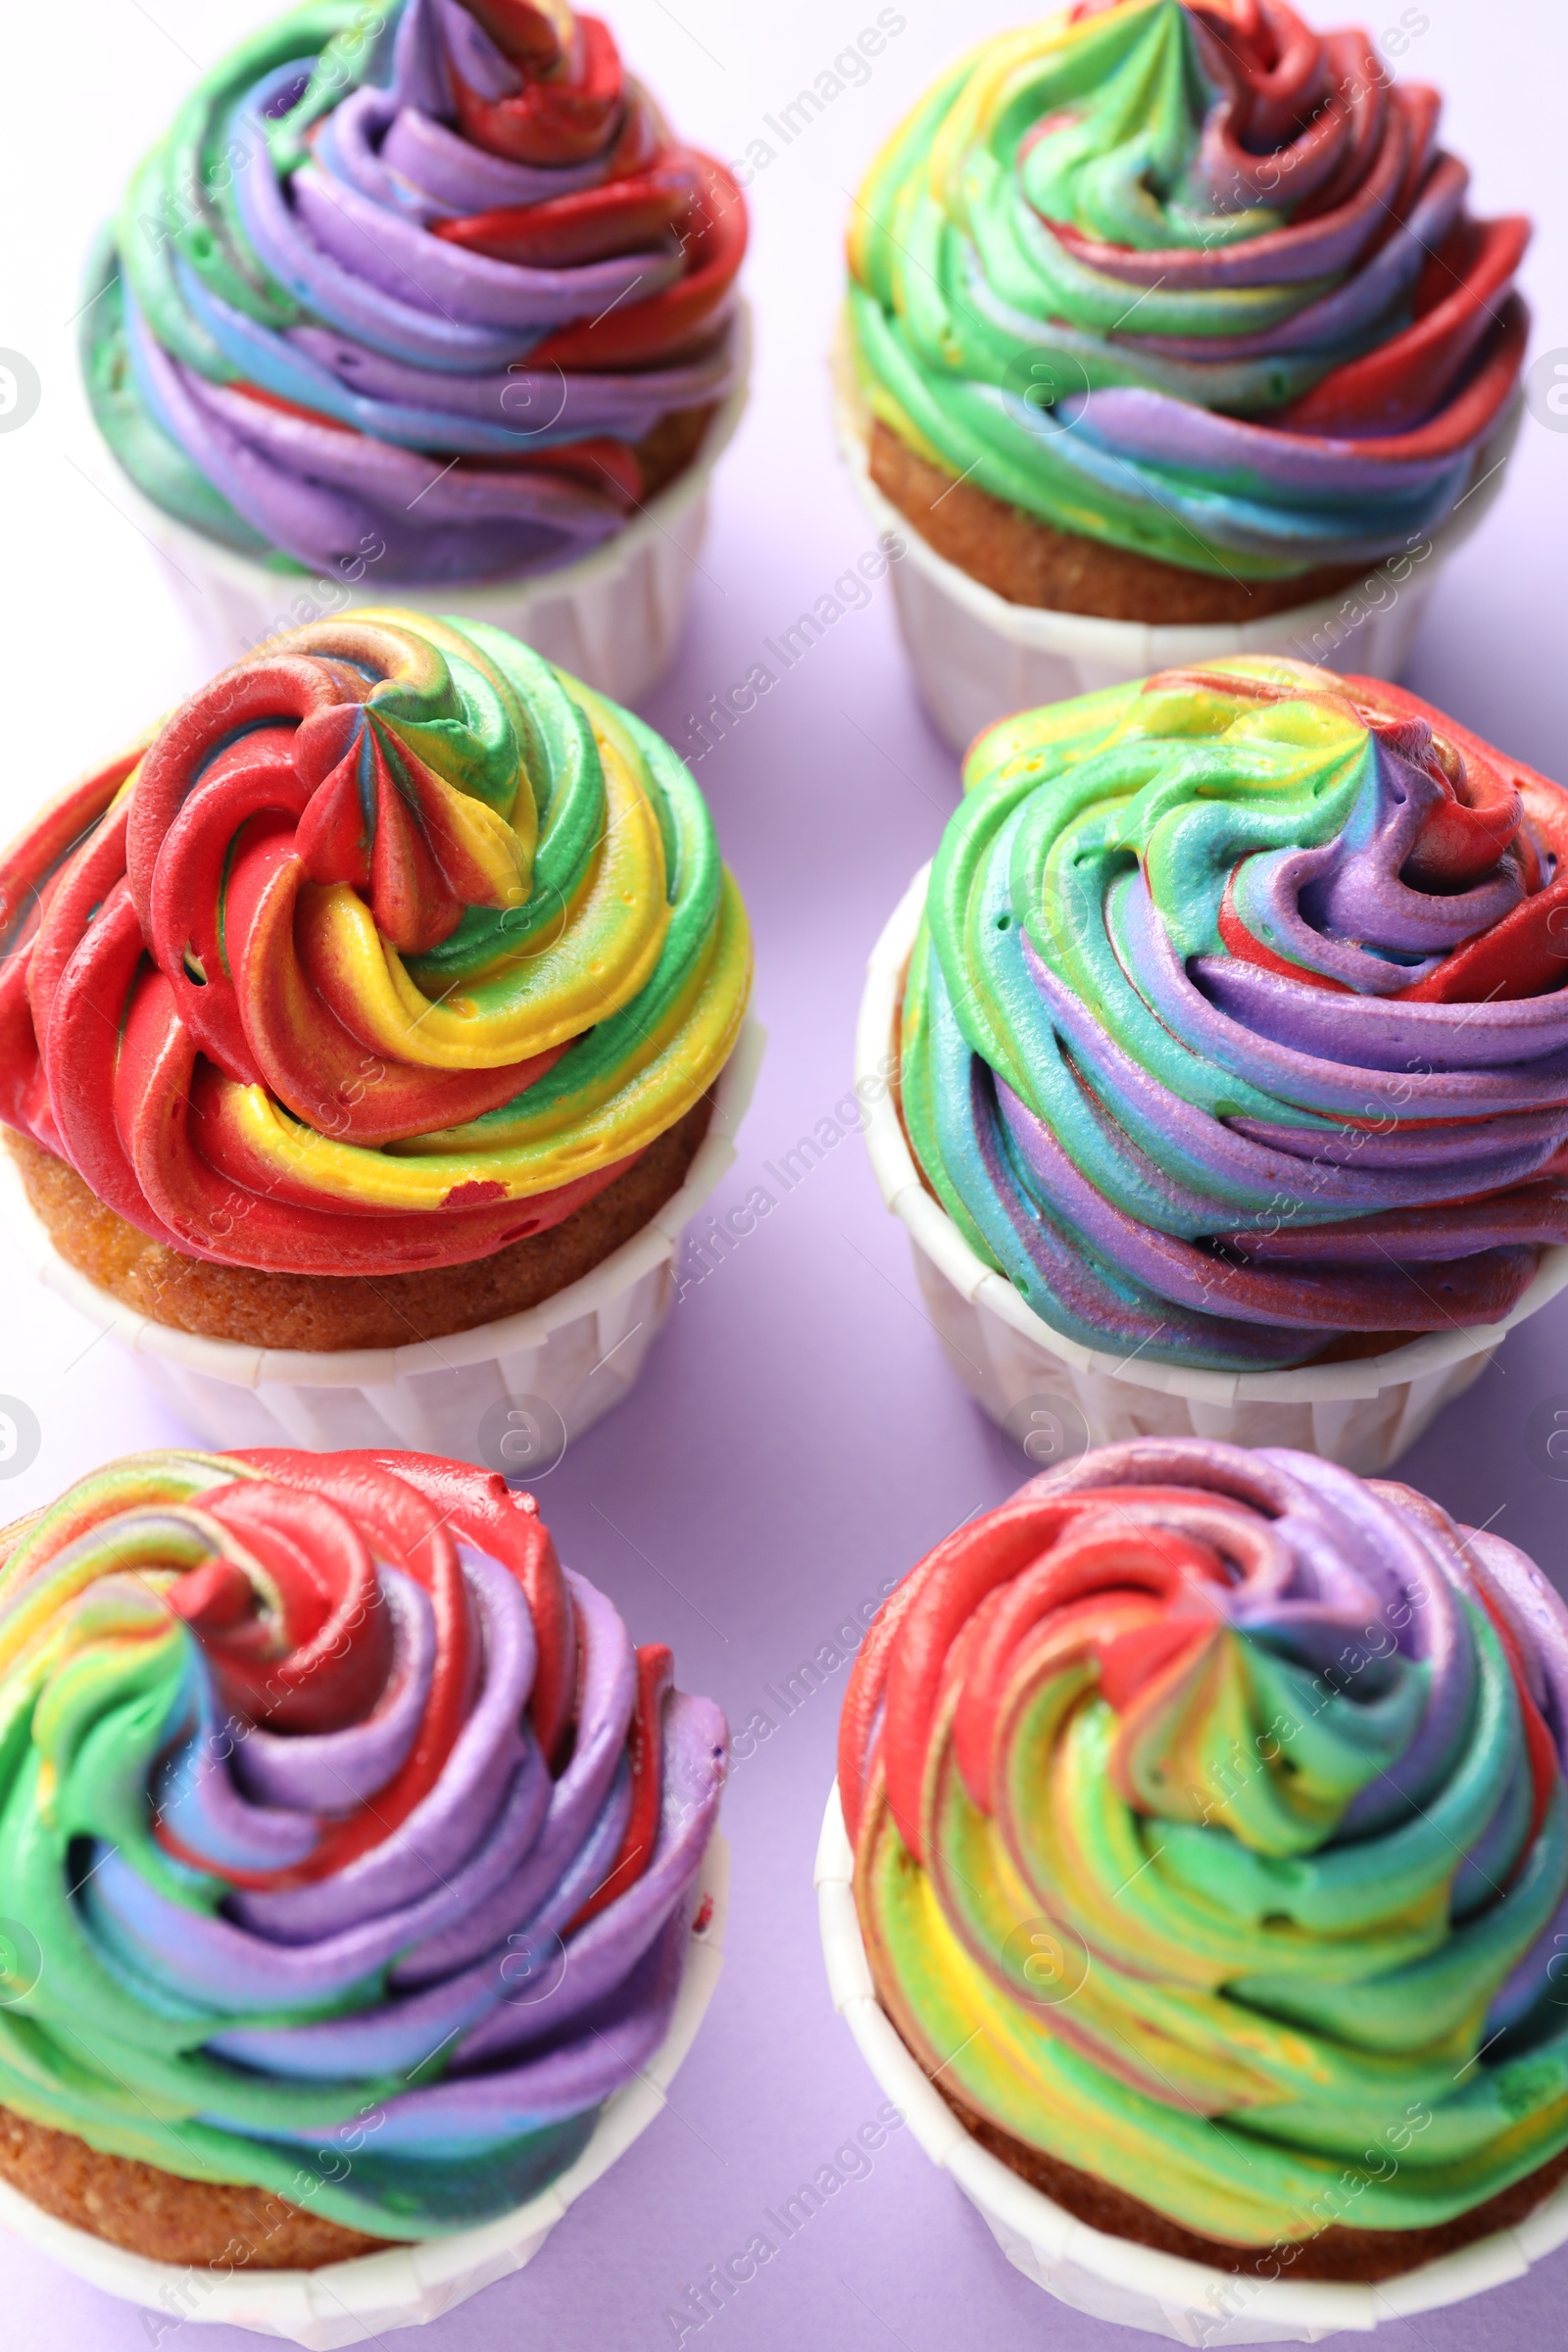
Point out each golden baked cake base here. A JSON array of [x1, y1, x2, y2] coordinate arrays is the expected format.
[[869, 419, 1369, 626], [0, 2102, 398, 2269], [945, 2090, 1568, 2283], [5, 1096, 711, 1352], [635, 402, 719, 502]]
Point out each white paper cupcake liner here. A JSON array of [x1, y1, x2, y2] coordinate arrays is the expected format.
[[0, 1834, 727, 2348], [120, 309, 751, 705], [833, 344, 1519, 756], [0, 1019, 763, 1462], [858, 873, 1568, 1475], [815, 1788, 1568, 2346]]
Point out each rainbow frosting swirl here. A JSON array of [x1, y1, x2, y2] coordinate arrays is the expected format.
[[85, 0, 747, 582], [0, 609, 750, 1275], [902, 656, 1568, 1371], [0, 1447, 726, 2238], [847, 0, 1528, 580], [840, 1439, 1568, 2248]]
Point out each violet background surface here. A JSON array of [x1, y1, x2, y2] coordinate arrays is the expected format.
[[1, 2, 1567, 2345]]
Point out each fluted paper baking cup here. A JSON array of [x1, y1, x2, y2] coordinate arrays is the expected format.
[[0, 1836, 727, 2349], [0, 1021, 763, 1461], [815, 1788, 1568, 2346], [120, 311, 751, 705], [832, 340, 1517, 758], [858, 873, 1568, 1474]]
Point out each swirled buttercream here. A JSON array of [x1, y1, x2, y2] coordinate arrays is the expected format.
[[0, 1446, 726, 2238], [847, 0, 1528, 580], [840, 1439, 1568, 2248], [85, 0, 747, 582], [902, 655, 1568, 1371], [0, 609, 750, 1275]]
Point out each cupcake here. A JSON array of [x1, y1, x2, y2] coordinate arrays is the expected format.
[[0, 1445, 727, 2278], [858, 654, 1568, 1465], [0, 608, 754, 1453], [840, 0, 1530, 745], [830, 1436, 1568, 2304], [83, 0, 748, 689]]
